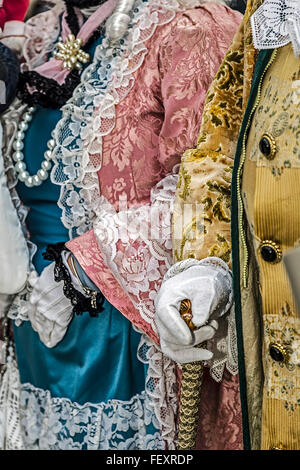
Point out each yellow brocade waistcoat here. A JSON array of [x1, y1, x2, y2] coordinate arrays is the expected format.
[[242, 44, 300, 450]]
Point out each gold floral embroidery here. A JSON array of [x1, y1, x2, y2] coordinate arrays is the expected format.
[[264, 303, 300, 409], [178, 166, 191, 200], [249, 47, 300, 171], [208, 234, 231, 263]]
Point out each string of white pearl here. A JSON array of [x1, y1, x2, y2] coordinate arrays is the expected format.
[[13, 106, 54, 187]]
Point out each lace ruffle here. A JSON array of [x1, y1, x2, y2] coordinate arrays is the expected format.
[[19, 386, 162, 450], [1, 0, 202, 322], [251, 0, 300, 57], [137, 331, 178, 449], [93, 173, 177, 336], [0, 335, 178, 450], [0, 360, 24, 450]]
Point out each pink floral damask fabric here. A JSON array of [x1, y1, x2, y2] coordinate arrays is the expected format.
[[196, 370, 243, 450], [67, 3, 241, 339], [67, 3, 243, 450]]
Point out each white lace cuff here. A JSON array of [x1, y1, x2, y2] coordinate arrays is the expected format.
[[1, 21, 26, 38], [251, 0, 300, 57]]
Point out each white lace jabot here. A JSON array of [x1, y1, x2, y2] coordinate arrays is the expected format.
[[251, 0, 300, 57]]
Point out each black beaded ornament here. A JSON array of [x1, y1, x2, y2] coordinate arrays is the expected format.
[[43, 242, 105, 318]]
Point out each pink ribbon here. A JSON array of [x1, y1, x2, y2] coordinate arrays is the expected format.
[[35, 0, 118, 85]]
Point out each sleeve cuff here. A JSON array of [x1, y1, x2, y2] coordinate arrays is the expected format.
[[1, 20, 25, 38]]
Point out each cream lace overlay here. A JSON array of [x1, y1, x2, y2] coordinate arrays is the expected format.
[[1, 0, 236, 379], [0, 360, 24, 450], [0, 334, 177, 450], [93, 174, 177, 335], [22, 3, 63, 70]]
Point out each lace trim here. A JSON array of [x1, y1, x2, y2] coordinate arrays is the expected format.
[[0, 361, 24, 450], [93, 173, 177, 336], [0, 100, 37, 325], [0, 335, 178, 450], [251, 0, 300, 57], [49, 0, 199, 239], [19, 386, 163, 450], [204, 304, 238, 382], [137, 332, 178, 450]]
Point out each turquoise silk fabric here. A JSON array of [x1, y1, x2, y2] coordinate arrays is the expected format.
[[12, 38, 153, 448]]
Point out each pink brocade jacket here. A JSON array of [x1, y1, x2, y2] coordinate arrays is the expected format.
[[66, 2, 241, 341], [19, 0, 242, 449]]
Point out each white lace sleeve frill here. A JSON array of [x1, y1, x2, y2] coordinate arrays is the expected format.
[[251, 0, 300, 57]]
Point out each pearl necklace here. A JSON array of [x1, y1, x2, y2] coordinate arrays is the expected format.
[[13, 106, 54, 187]]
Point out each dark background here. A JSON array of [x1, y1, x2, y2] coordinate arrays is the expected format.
[[230, 0, 247, 13]]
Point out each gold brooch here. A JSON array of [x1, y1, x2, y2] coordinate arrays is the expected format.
[[54, 34, 90, 71]]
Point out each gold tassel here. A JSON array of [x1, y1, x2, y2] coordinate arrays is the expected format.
[[177, 361, 203, 450]]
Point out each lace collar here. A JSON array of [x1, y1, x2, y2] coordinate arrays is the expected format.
[[250, 0, 300, 57]]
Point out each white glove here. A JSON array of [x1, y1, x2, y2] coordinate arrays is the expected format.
[[155, 257, 232, 364], [158, 319, 219, 363], [28, 261, 76, 348]]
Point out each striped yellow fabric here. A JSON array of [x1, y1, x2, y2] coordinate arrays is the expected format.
[[242, 44, 300, 450]]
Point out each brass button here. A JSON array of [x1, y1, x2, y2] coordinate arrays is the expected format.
[[269, 343, 289, 363], [259, 133, 277, 160], [269, 444, 285, 450], [260, 240, 282, 264]]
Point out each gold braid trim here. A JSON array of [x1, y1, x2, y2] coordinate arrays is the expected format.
[[177, 297, 203, 450], [177, 361, 204, 450]]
